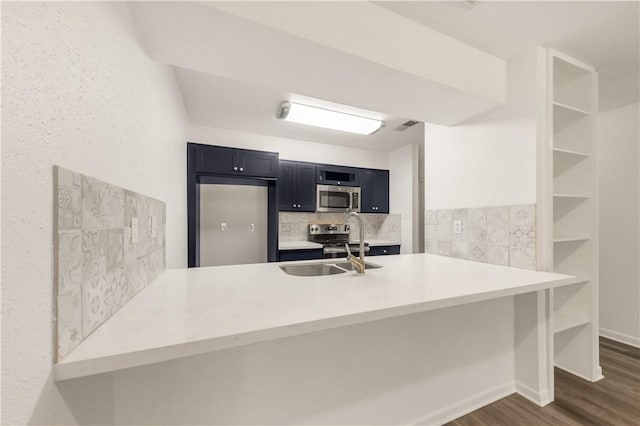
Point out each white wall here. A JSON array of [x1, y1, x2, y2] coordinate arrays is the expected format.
[[1, 2, 188, 424], [424, 49, 538, 209], [597, 102, 640, 347], [389, 143, 421, 253], [112, 298, 515, 425], [188, 124, 388, 169]]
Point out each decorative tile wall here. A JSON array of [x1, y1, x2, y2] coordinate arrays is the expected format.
[[55, 167, 166, 360], [279, 213, 401, 243], [426, 205, 536, 270]]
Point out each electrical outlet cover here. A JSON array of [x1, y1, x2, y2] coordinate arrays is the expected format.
[[130, 217, 139, 244]]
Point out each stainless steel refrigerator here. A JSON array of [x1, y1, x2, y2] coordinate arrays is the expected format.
[[199, 184, 268, 267]]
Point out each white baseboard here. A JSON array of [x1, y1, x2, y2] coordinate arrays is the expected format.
[[600, 327, 640, 348], [516, 381, 551, 406], [409, 382, 516, 426], [555, 363, 604, 382]]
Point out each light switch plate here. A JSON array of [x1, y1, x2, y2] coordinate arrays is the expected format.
[[454, 220, 463, 235], [130, 217, 139, 244]]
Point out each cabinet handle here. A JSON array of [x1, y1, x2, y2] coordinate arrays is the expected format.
[[233, 166, 238, 171], [239, 167, 244, 172], [383, 249, 387, 254], [293, 204, 297, 208], [297, 204, 301, 208]]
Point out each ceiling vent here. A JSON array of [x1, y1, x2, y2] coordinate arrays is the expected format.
[[394, 120, 420, 131]]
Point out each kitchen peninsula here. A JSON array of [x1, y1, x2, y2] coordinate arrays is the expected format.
[[55, 253, 576, 423]]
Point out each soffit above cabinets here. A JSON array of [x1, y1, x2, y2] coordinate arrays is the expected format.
[[174, 67, 425, 152], [127, 1, 506, 128]]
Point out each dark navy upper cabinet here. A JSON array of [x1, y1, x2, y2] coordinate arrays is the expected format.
[[360, 169, 389, 213], [194, 144, 237, 175], [240, 150, 279, 178], [316, 164, 359, 186], [278, 161, 316, 212], [191, 143, 278, 178]]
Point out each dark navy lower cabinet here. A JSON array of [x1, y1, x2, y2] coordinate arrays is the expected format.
[[368, 245, 400, 256], [278, 249, 323, 262]]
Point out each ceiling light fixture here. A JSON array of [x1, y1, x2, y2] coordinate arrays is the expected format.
[[276, 101, 384, 135]]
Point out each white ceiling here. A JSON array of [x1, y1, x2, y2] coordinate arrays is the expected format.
[[131, 1, 638, 152], [376, 1, 640, 111], [174, 67, 425, 152]]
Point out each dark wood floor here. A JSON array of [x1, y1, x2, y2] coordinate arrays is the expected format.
[[447, 338, 640, 425]]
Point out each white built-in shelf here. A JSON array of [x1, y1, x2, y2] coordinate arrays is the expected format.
[[553, 102, 591, 129], [554, 311, 592, 334], [553, 147, 590, 158], [546, 49, 600, 380], [553, 101, 591, 116], [553, 236, 591, 243], [553, 193, 591, 199]]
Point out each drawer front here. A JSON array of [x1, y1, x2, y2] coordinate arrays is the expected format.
[[278, 249, 323, 262], [368, 245, 400, 256]]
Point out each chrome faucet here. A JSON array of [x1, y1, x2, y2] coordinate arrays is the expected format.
[[344, 211, 366, 273]]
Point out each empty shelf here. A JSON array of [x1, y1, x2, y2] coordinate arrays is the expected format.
[[553, 193, 591, 199], [554, 311, 592, 334], [553, 147, 590, 158], [554, 236, 591, 243]]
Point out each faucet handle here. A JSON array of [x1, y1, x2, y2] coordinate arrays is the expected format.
[[344, 243, 353, 257]]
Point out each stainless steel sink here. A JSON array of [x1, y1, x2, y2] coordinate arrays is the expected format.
[[334, 262, 382, 271], [279, 263, 347, 277], [279, 261, 383, 276]]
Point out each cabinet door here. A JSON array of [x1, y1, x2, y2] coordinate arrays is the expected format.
[[358, 170, 375, 213], [195, 145, 237, 175], [295, 163, 316, 212], [240, 151, 278, 178], [279, 249, 323, 262], [278, 161, 297, 211], [373, 170, 389, 214], [317, 165, 359, 186], [369, 245, 400, 256]]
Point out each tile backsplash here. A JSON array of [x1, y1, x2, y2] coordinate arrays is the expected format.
[[279, 212, 401, 243], [426, 205, 536, 270], [55, 167, 165, 361]]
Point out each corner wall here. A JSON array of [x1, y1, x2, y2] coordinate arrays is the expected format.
[[1, 2, 188, 424], [597, 102, 640, 347], [389, 142, 422, 253], [424, 48, 537, 210]]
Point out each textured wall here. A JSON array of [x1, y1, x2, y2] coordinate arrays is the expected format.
[[426, 205, 537, 270], [1, 2, 187, 424], [56, 167, 166, 360]]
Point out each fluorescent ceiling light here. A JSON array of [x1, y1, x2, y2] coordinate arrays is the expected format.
[[276, 101, 384, 135]]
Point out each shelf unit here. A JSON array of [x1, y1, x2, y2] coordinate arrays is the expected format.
[[538, 48, 602, 382]]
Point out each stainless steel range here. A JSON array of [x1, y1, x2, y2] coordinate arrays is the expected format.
[[308, 223, 370, 259]]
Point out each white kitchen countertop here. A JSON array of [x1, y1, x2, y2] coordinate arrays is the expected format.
[[357, 239, 401, 247], [278, 240, 400, 250], [278, 241, 324, 250], [55, 254, 576, 381]]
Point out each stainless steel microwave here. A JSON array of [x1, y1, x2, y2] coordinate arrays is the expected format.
[[316, 184, 361, 212]]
